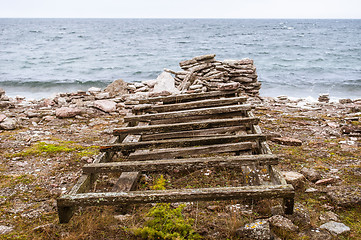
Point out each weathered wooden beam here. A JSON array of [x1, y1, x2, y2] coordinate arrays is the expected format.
[[138, 90, 241, 104], [113, 117, 259, 136], [83, 154, 279, 174], [100, 134, 265, 152], [128, 142, 255, 161], [57, 184, 294, 207], [133, 96, 247, 113], [141, 126, 247, 141], [112, 172, 141, 192], [124, 105, 252, 123]]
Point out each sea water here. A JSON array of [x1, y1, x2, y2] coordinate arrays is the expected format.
[[0, 18, 360, 99]]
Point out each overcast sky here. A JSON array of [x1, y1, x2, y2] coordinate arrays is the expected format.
[[0, 0, 360, 19]]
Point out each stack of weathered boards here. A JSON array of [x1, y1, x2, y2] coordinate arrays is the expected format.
[[57, 90, 294, 223], [167, 54, 261, 96]]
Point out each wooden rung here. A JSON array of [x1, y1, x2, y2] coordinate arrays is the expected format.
[[138, 90, 242, 104], [141, 126, 247, 141], [128, 142, 255, 161], [83, 154, 279, 174], [133, 96, 247, 113], [113, 117, 259, 136], [57, 184, 294, 208], [124, 104, 252, 123], [100, 134, 265, 152]]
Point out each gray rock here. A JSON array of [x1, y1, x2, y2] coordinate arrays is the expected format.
[[236, 220, 271, 240], [142, 79, 158, 88], [268, 215, 299, 232], [153, 71, 180, 94], [290, 204, 311, 227], [0, 118, 17, 130], [326, 186, 361, 207], [282, 171, 305, 190], [319, 221, 350, 235], [55, 107, 82, 118], [104, 78, 128, 97], [301, 167, 321, 182], [93, 100, 116, 113], [300, 229, 332, 240], [0, 225, 13, 235], [95, 92, 110, 100]]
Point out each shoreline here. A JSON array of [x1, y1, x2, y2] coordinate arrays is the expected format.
[[0, 84, 360, 238]]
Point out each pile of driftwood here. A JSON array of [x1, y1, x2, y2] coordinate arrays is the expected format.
[[166, 54, 261, 96]]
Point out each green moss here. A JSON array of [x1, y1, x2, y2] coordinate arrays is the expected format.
[[338, 206, 361, 240]]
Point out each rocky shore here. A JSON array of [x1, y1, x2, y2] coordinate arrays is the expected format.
[[0, 56, 360, 239]]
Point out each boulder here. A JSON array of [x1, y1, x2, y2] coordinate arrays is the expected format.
[[236, 220, 271, 240], [326, 186, 361, 207], [153, 71, 180, 94], [0, 118, 17, 130], [301, 167, 321, 182], [93, 100, 116, 113], [55, 107, 82, 118], [282, 171, 305, 190], [319, 221, 350, 235], [104, 78, 128, 97], [268, 215, 298, 233]]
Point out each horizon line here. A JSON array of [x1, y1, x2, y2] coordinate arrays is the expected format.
[[0, 17, 360, 20]]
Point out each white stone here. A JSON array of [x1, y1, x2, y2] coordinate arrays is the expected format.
[[320, 221, 350, 235], [134, 82, 145, 88], [88, 87, 102, 95], [93, 100, 116, 113], [95, 92, 110, 100], [127, 84, 136, 91], [282, 171, 305, 189], [0, 118, 17, 130], [142, 79, 158, 88], [153, 71, 180, 94], [189, 84, 203, 90], [0, 114, 6, 122], [0, 225, 13, 235]]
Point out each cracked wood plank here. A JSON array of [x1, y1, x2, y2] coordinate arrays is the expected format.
[[100, 134, 265, 152], [113, 117, 259, 136], [82, 154, 279, 174]]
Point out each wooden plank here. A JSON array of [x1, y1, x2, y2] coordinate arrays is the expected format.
[[138, 90, 241, 104], [124, 104, 252, 123], [113, 117, 259, 136], [83, 154, 279, 174], [128, 142, 256, 161], [57, 184, 295, 207], [141, 126, 247, 141], [133, 96, 247, 113], [100, 134, 265, 152], [112, 172, 141, 192]]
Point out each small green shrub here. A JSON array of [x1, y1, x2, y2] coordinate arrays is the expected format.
[[133, 204, 202, 240], [133, 175, 202, 240]]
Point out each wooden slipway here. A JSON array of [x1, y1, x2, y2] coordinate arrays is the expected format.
[[57, 90, 294, 223]]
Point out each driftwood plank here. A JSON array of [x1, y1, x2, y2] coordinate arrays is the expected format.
[[141, 126, 247, 141], [124, 105, 252, 123], [57, 184, 295, 207], [100, 134, 265, 152], [113, 117, 259, 136], [128, 142, 255, 161], [134, 96, 247, 113], [83, 154, 279, 174], [138, 90, 241, 104]]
